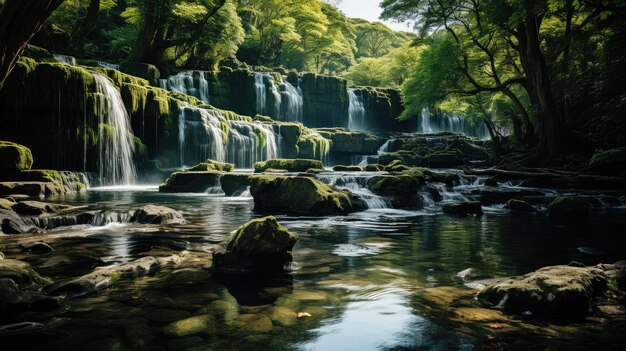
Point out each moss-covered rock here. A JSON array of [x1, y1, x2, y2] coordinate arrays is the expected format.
[[250, 175, 359, 215], [163, 314, 217, 337], [548, 197, 590, 219], [477, 265, 607, 319], [187, 160, 234, 173], [589, 146, 626, 176], [424, 150, 467, 168], [220, 173, 251, 196], [0, 141, 33, 171], [119, 62, 161, 86], [365, 164, 384, 172], [442, 201, 483, 217], [505, 199, 537, 213], [333, 165, 365, 172], [0, 181, 62, 197], [254, 159, 323, 173], [367, 175, 422, 207], [0, 259, 51, 288], [131, 205, 186, 224], [159, 171, 221, 193]]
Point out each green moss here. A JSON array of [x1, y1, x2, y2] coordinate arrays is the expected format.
[[0, 141, 34, 171], [225, 216, 299, 254], [187, 160, 234, 173], [254, 159, 323, 173], [263, 168, 289, 173]]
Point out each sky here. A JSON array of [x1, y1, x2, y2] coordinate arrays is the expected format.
[[335, 0, 414, 32]]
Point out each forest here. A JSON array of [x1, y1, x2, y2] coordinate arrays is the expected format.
[[1, 0, 626, 350]]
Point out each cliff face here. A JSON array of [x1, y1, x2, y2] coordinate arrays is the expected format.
[[299, 73, 349, 128], [351, 87, 417, 133]]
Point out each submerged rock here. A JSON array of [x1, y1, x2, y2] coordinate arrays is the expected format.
[[477, 265, 607, 319], [250, 175, 359, 215], [0, 259, 50, 288], [254, 159, 323, 173], [442, 201, 483, 217], [548, 197, 590, 219], [20, 241, 54, 254], [163, 314, 217, 337], [131, 205, 185, 224], [159, 171, 221, 193], [213, 216, 299, 272], [505, 199, 537, 213]]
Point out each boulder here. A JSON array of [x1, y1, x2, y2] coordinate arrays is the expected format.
[[589, 146, 626, 175], [0, 181, 62, 197], [131, 205, 186, 224], [477, 265, 608, 319], [250, 176, 359, 215], [119, 62, 160, 85], [263, 168, 289, 173], [163, 315, 217, 337], [367, 175, 421, 207], [0, 259, 50, 288], [159, 171, 221, 193], [214, 216, 299, 272], [0, 209, 34, 234], [254, 159, 323, 173], [548, 197, 590, 219], [220, 174, 251, 196], [332, 165, 364, 172], [0, 141, 33, 172], [11, 201, 73, 216], [0, 278, 62, 324], [186, 160, 234, 173], [20, 241, 54, 253], [442, 201, 483, 216], [505, 199, 536, 213]]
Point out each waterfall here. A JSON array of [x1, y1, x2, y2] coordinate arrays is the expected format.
[[161, 71, 210, 103], [377, 140, 393, 156], [418, 108, 490, 139], [254, 73, 283, 118], [53, 54, 76, 66], [280, 79, 304, 122], [179, 105, 282, 169], [255, 73, 267, 114], [93, 74, 137, 185], [318, 174, 388, 209], [97, 61, 119, 70], [348, 89, 366, 131]]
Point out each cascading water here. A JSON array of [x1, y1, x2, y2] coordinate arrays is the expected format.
[[179, 105, 282, 169], [255, 73, 267, 114], [53, 54, 76, 66], [161, 71, 210, 103], [318, 174, 388, 209], [97, 61, 119, 70], [418, 108, 490, 139], [93, 74, 137, 185], [348, 88, 366, 131], [280, 79, 304, 122]]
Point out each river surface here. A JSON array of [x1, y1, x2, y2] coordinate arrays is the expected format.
[[2, 179, 626, 350]]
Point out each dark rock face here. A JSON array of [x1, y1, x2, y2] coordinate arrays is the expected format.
[[0, 181, 61, 197], [119, 62, 160, 86], [250, 175, 359, 215], [617, 267, 626, 292], [131, 205, 186, 224], [159, 172, 222, 193], [213, 216, 299, 272], [0, 141, 33, 172], [350, 87, 416, 132], [0, 259, 51, 288], [548, 197, 591, 219], [0, 278, 62, 324], [442, 201, 483, 217], [12, 201, 73, 216], [300, 73, 349, 128], [505, 199, 537, 213], [477, 266, 608, 319], [220, 174, 251, 196]]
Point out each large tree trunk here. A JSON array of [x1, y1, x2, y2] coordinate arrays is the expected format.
[[517, 15, 567, 162], [502, 87, 534, 145], [131, 0, 164, 63], [0, 0, 64, 91], [70, 0, 100, 57]]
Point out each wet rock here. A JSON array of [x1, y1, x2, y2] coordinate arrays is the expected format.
[[505, 199, 536, 213], [186, 160, 234, 173], [0, 278, 62, 324], [477, 265, 608, 319], [568, 261, 586, 267], [236, 314, 274, 333], [131, 205, 185, 225], [617, 267, 626, 292], [442, 201, 483, 217], [425, 185, 443, 202], [0, 259, 51, 289], [143, 308, 192, 324], [367, 175, 421, 207], [250, 175, 360, 215], [471, 188, 541, 206], [305, 168, 325, 174], [0, 197, 15, 210], [11, 201, 73, 216], [119, 62, 160, 85], [220, 174, 251, 196], [456, 268, 488, 282], [159, 171, 222, 193], [365, 164, 384, 172], [333, 165, 364, 172], [548, 197, 590, 219], [0, 209, 35, 234], [254, 159, 323, 173], [263, 168, 289, 173], [0, 181, 60, 197], [162, 314, 217, 337], [198, 299, 239, 320], [589, 146, 626, 176], [166, 336, 206, 350], [0, 141, 33, 172], [266, 306, 297, 326], [214, 216, 299, 272], [20, 241, 54, 253]]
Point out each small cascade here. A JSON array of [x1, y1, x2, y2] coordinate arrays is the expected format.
[[377, 139, 393, 155], [348, 88, 366, 131], [318, 174, 388, 209], [97, 61, 119, 70], [161, 71, 210, 103], [280, 79, 304, 122], [254, 73, 283, 118], [418, 108, 490, 139], [93, 73, 137, 185], [255, 73, 267, 114], [53, 54, 76, 66], [179, 105, 282, 168]]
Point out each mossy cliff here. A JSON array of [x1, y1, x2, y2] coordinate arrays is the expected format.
[[350, 87, 416, 132]]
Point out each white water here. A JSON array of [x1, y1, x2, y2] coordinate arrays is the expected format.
[[179, 105, 282, 168], [93, 74, 137, 185], [280, 79, 304, 122], [255, 73, 282, 117], [255, 73, 267, 114], [97, 61, 119, 70], [319, 174, 388, 209], [418, 108, 490, 139], [53, 54, 76, 66], [161, 71, 210, 103], [348, 88, 366, 131], [255, 73, 304, 122]]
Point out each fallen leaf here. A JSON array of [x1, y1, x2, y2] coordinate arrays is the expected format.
[[297, 312, 312, 318]]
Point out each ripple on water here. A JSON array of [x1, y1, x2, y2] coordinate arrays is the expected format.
[[332, 242, 391, 257]]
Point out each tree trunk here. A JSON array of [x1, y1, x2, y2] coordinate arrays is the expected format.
[[70, 0, 100, 57], [502, 87, 534, 144], [131, 0, 163, 63], [516, 15, 567, 162], [0, 0, 64, 91]]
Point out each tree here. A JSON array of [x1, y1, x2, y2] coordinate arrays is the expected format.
[[0, 0, 65, 91]]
